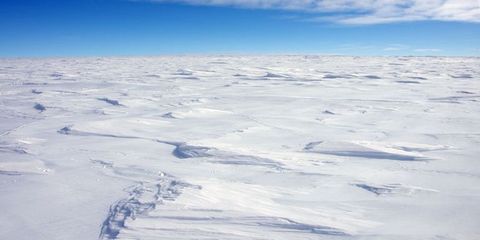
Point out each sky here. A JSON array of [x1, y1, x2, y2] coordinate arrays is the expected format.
[[0, 0, 479, 57]]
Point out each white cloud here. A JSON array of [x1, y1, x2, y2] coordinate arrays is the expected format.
[[414, 48, 443, 52], [148, 0, 480, 24], [383, 44, 409, 51]]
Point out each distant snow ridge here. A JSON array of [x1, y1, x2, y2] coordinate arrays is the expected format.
[[175, 69, 193, 76], [160, 112, 178, 119], [396, 80, 420, 84], [33, 103, 46, 112], [172, 144, 213, 159], [363, 75, 381, 79], [450, 73, 473, 79], [323, 73, 353, 79], [264, 72, 289, 78], [97, 98, 123, 106], [0, 142, 28, 155]]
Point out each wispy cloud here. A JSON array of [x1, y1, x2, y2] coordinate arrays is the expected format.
[[414, 48, 443, 52], [383, 44, 409, 51], [147, 0, 480, 24]]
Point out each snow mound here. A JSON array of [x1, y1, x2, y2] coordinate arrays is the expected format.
[[173, 144, 214, 159], [97, 97, 123, 106], [304, 141, 437, 161], [33, 103, 46, 112], [162, 108, 232, 119], [450, 73, 473, 79], [354, 183, 438, 196], [264, 72, 289, 78]]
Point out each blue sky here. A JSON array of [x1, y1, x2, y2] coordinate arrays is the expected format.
[[0, 0, 479, 57]]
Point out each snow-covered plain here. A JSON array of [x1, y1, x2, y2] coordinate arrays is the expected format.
[[0, 56, 479, 240]]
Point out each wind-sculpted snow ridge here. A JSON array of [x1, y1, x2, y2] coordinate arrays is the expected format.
[[33, 103, 46, 112], [89, 160, 201, 239], [58, 124, 285, 170], [97, 98, 124, 106], [0, 141, 51, 175], [263, 72, 290, 79], [303, 141, 432, 161], [59, 125, 286, 171], [57, 125, 181, 147], [0, 142, 28, 155], [173, 144, 213, 159], [117, 213, 349, 239], [353, 183, 438, 196], [99, 175, 200, 239], [173, 143, 286, 170], [1, 56, 480, 240]]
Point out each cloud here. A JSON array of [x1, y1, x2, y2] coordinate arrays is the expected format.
[[383, 44, 409, 51], [147, 0, 480, 24], [414, 48, 443, 52]]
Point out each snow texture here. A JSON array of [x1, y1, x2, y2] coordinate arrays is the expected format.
[[0, 56, 479, 240]]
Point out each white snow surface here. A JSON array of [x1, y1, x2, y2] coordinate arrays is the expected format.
[[1, 56, 479, 240]]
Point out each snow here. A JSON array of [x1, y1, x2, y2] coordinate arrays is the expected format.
[[0, 56, 479, 240]]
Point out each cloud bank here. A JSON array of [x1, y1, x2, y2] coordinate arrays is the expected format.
[[149, 0, 480, 24]]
